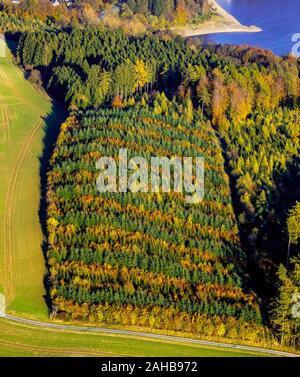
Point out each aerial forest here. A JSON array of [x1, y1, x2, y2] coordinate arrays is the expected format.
[[7, 20, 300, 348]]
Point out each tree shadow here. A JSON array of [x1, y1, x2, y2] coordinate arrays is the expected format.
[[38, 102, 67, 314], [4, 35, 19, 56], [231, 155, 300, 323], [267, 156, 300, 264]]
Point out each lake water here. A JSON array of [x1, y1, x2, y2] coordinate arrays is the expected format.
[[204, 0, 300, 56]]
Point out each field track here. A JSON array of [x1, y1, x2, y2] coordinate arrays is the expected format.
[[0, 337, 114, 357], [0, 95, 10, 142], [3, 117, 42, 301]]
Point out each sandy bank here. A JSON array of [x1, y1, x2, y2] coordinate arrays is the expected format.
[[173, 0, 262, 37]]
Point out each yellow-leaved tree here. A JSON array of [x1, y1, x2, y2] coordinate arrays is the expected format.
[[134, 59, 151, 93]]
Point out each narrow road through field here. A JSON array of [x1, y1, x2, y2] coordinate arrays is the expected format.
[[0, 313, 298, 357]]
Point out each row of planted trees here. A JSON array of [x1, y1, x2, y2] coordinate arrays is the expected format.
[[46, 110, 264, 340]]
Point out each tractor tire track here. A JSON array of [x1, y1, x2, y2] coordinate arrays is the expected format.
[[0, 339, 117, 357], [3, 116, 42, 301], [0, 95, 10, 141]]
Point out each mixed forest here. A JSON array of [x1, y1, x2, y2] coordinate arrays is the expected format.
[[0, 0, 212, 34], [1, 3, 300, 349]]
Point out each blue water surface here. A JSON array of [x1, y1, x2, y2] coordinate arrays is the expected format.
[[204, 0, 300, 56]]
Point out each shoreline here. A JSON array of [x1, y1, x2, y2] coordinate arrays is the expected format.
[[173, 0, 262, 37]]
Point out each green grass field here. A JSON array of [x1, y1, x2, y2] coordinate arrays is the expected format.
[[0, 45, 65, 318], [0, 318, 268, 357]]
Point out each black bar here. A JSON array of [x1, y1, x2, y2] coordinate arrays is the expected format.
[[0, 357, 299, 377]]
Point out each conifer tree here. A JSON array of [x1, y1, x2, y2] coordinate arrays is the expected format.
[[271, 259, 300, 348]]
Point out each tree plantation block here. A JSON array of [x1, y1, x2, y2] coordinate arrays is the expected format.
[[46, 110, 266, 342]]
